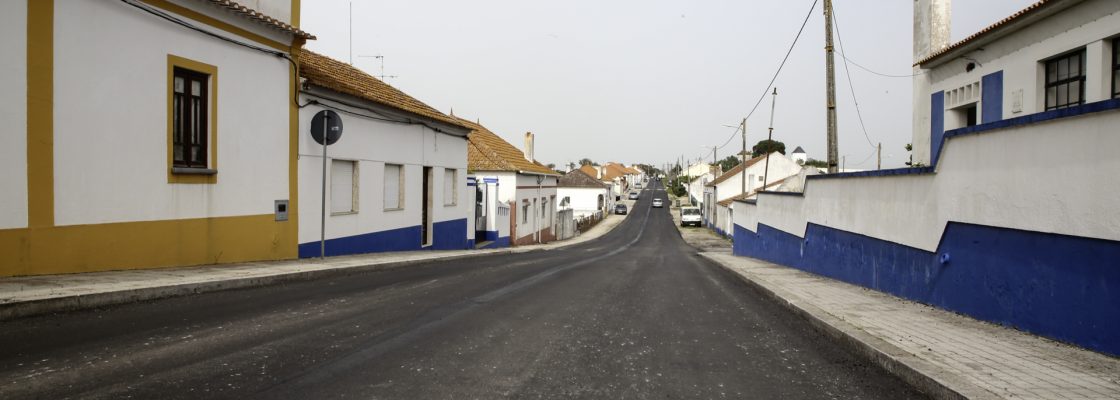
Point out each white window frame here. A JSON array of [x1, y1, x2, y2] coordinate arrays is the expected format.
[[443, 168, 458, 206], [330, 159, 358, 215], [384, 163, 404, 211]]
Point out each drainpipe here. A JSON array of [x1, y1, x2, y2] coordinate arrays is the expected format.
[[536, 175, 543, 243]]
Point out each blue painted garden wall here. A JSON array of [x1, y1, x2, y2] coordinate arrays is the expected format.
[[733, 221, 1120, 356], [299, 218, 471, 258]]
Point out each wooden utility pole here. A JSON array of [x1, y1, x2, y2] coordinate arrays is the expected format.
[[824, 0, 839, 173]]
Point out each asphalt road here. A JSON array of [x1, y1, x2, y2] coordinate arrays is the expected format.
[[0, 182, 927, 399]]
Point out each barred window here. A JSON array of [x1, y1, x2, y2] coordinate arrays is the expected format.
[[1044, 50, 1085, 110]]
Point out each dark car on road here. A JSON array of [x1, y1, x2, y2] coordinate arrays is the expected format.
[[614, 204, 628, 215]]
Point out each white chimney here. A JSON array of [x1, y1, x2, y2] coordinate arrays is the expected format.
[[524, 132, 534, 162], [913, 0, 951, 62]]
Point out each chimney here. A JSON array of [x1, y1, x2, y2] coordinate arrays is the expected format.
[[524, 132, 534, 162], [913, 0, 951, 62]]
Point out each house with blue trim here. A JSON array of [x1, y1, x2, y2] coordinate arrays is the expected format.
[[296, 51, 474, 257], [731, 0, 1120, 356], [462, 120, 560, 248]]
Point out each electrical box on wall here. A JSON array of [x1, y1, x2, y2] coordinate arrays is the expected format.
[[275, 200, 289, 221]]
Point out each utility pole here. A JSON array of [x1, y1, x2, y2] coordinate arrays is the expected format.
[[877, 142, 882, 170], [824, 0, 839, 173], [740, 118, 747, 197], [763, 88, 778, 191]]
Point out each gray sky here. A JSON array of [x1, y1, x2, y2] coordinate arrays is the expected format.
[[302, 0, 1036, 169]]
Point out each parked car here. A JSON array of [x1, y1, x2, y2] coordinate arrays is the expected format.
[[652, 198, 664, 208], [614, 204, 628, 215], [628, 192, 639, 200], [680, 206, 701, 227]]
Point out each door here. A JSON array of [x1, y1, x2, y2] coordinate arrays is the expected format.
[[422, 166, 432, 246]]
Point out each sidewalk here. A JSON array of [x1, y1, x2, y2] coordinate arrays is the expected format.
[[0, 210, 630, 321], [667, 204, 1120, 399]]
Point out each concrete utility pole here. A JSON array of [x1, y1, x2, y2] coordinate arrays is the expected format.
[[824, 0, 839, 173], [740, 118, 747, 196], [763, 88, 777, 191]]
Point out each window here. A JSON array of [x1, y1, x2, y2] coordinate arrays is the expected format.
[[541, 197, 547, 218], [384, 164, 402, 210], [331, 160, 357, 214], [1113, 38, 1119, 99], [167, 55, 217, 184], [1045, 50, 1086, 110], [172, 67, 209, 168], [522, 201, 530, 224], [443, 169, 457, 206]]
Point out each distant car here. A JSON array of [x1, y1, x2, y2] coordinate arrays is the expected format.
[[614, 204, 628, 215], [635, 183, 642, 189], [628, 192, 639, 200], [680, 206, 702, 227], [651, 198, 664, 208]]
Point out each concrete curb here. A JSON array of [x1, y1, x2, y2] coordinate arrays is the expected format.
[[0, 250, 512, 322], [697, 253, 998, 400]]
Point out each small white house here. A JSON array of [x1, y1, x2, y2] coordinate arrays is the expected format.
[[465, 121, 560, 247], [703, 152, 802, 235], [297, 51, 474, 257], [790, 146, 808, 165], [557, 170, 612, 219]]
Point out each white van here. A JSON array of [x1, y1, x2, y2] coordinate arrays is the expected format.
[[680, 206, 702, 227]]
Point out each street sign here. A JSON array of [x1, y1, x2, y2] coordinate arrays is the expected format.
[[311, 110, 343, 145]]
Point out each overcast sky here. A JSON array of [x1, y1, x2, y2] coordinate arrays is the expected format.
[[301, 0, 1036, 169]]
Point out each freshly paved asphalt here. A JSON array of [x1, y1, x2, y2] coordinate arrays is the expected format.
[[0, 182, 927, 399]]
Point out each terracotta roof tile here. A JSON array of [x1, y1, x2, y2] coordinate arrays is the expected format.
[[716, 177, 791, 206], [299, 51, 467, 129], [916, 0, 1054, 66], [559, 170, 610, 188], [578, 164, 600, 179], [458, 117, 557, 175], [202, 0, 315, 39], [706, 154, 770, 187]]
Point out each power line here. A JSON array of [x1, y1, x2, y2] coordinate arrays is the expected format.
[[832, 4, 877, 150], [703, 0, 819, 162], [841, 54, 923, 78]]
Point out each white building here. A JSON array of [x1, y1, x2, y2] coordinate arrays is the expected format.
[[0, 0, 310, 276], [731, 0, 1120, 356], [558, 170, 612, 219], [790, 146, 808, 165], [703, 152, 802, 235], [465, 122, 560, 247], [297, 51, 474, 257]]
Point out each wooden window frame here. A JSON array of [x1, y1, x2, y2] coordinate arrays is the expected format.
[[1044, 49, 1086, 111], [167, 55, 218, 184]]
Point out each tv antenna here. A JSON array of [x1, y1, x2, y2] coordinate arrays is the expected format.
[[357, 55, 399, 81]]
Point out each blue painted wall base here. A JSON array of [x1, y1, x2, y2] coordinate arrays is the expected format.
[[299, 218, 471, 258], [733, 222, 1120, 356]]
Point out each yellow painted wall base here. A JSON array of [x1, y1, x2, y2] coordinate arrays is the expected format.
[[0, 214, 296, 277]]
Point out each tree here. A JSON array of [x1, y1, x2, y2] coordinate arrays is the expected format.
[[751, 139, 786, 158], [802, 158, 829, 168], [717, 155, 741, 172], [579, 158, 598, 166]]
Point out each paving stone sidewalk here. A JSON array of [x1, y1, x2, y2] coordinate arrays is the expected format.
[[0, 206, 631, 321], [687, 244, 1119, 398]]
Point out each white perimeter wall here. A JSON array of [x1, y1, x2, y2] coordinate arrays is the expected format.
[[297, 97, 469, 244], [0, 1, 27, 229], [736, 109, 1120, 252], [712, 153, 801, 203], [558, 187, 609, 218], [52, 1, 292, 225], [913, 0, 1120, 164]]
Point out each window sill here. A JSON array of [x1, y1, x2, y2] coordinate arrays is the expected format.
[[171, 167, 217, 175], [384, 207, 404, 212], [330, 211, 358, 216], [443, 203, 457, 207]]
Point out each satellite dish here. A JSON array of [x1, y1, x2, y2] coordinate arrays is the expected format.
[[311, 110, 343, 145]]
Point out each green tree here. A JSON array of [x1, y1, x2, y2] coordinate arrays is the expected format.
[[579, 158, 598, 166], [717, 155, 741, 172], [751, 139, 786, 158], [802, 158, 828, 168]]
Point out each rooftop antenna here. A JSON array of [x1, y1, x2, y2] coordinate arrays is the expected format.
[[762, 87, 778, 190], [357, 55, 399, 81], [348, 2, 352, 64]]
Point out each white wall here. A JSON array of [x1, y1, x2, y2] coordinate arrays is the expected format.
[[711, 153, 802, 203], [298, 96, 469, 244], [914, 0, 1120, 163], [0, 1, 27, 229], [52, 1, 292, 226], [738, 109, 1120, 252], [470, 172, 517, 239], [558, 187, 609, 218], [514, 174, 559, 240]]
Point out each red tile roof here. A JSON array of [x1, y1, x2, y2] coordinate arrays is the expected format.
[[202, 0, 315, 40], [458, 117, 557, 175], [706, 154, 770, 187], [716, 177, 791, 207], [916, 1, 1058, 66]]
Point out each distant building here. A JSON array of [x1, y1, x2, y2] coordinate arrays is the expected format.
[[791, 146, 808, 165], [557, 170, 612, 219]]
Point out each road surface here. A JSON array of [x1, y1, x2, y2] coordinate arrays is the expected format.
[[0, 182, 926, 399]]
